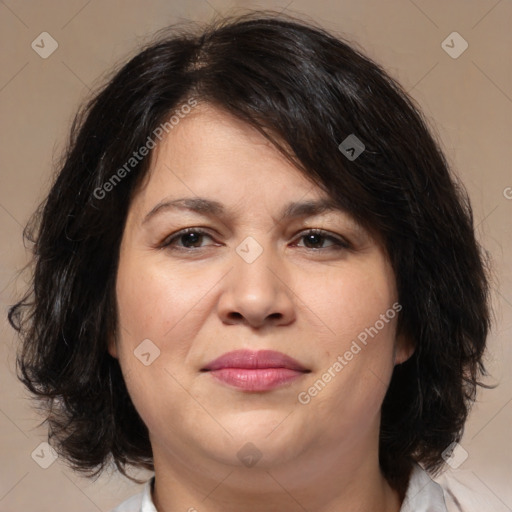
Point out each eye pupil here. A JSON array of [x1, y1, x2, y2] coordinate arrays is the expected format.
[[182, 232, 201, 247], [163, 229, 345, 252], [304, 233, 323, 248]]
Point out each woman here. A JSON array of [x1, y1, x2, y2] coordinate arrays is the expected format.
[[8, 11, 492, 512]]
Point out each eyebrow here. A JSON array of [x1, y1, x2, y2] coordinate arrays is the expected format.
[[142, 196, 346, 225]]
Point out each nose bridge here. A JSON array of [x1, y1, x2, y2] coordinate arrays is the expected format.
[[218, 233, 295, 327], [232, 233, 281, 296]]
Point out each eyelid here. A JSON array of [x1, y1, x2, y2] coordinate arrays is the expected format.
[[296, 228, 351, 249], [159, 227, 351, 251], [159, 227, 215, 249]]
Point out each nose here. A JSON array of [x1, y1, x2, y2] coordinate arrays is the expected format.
[[217, 242, 296, 329]]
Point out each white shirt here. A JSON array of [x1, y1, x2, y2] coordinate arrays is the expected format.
[[110, 464, 456, 512]]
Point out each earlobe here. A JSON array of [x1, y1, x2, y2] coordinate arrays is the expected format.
[[107, 332, 118, 359], [394, 333, 415, 365]]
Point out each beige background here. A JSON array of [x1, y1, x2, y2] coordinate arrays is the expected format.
[[1, 0, 511, 510]]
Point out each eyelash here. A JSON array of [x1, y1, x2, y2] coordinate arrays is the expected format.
[[160, 227, 351, 252]]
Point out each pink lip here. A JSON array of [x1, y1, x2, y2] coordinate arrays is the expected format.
[[201, 350, 310, 391]]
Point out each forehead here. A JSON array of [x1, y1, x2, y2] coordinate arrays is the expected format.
[[126, 103, 379, 246], [132, 104, 333, 214], [150, 103, 304, 179], [118, 104, 384, 255]]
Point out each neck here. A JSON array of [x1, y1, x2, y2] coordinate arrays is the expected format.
[[150, 436, 403, 512]]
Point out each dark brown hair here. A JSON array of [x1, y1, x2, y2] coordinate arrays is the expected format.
[[8, 10, 492, 496]]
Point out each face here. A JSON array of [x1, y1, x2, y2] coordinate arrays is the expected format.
[[110, 103, 411, 481]]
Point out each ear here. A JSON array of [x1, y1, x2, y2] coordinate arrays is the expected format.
[[394, 332, 415, 365], [107, 330, 118, 359]]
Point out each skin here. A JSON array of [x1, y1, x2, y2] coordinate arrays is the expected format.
[[109, 103, 413, 512]]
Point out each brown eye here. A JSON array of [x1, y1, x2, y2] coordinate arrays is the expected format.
[[295, 229, 350, 250], [161, 228, 214, 249]]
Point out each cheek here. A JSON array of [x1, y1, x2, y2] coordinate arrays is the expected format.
[[316, 260, 398, 353], [115, 253, 208, 343], [301, 260, 398, 428], [113, 252, 198, 433]]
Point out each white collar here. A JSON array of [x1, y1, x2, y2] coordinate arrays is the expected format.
[[140, 477, 157, 512], [400, 463, 448, 511], [112, 463, 447, 512]]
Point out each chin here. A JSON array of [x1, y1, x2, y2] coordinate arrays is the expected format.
[[201, 424, 299, 467], [222, 409, 297, 438]]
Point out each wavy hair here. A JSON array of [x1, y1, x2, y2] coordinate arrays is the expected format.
[[8, 11, 492, 496]]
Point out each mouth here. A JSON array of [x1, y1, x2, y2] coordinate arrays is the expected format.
[[201, 349, 311, 392]]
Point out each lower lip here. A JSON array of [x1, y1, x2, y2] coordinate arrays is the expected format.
[[206, 368, 306, 391]]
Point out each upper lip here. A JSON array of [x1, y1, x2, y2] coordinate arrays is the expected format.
[[202, 350, 309, 372]]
